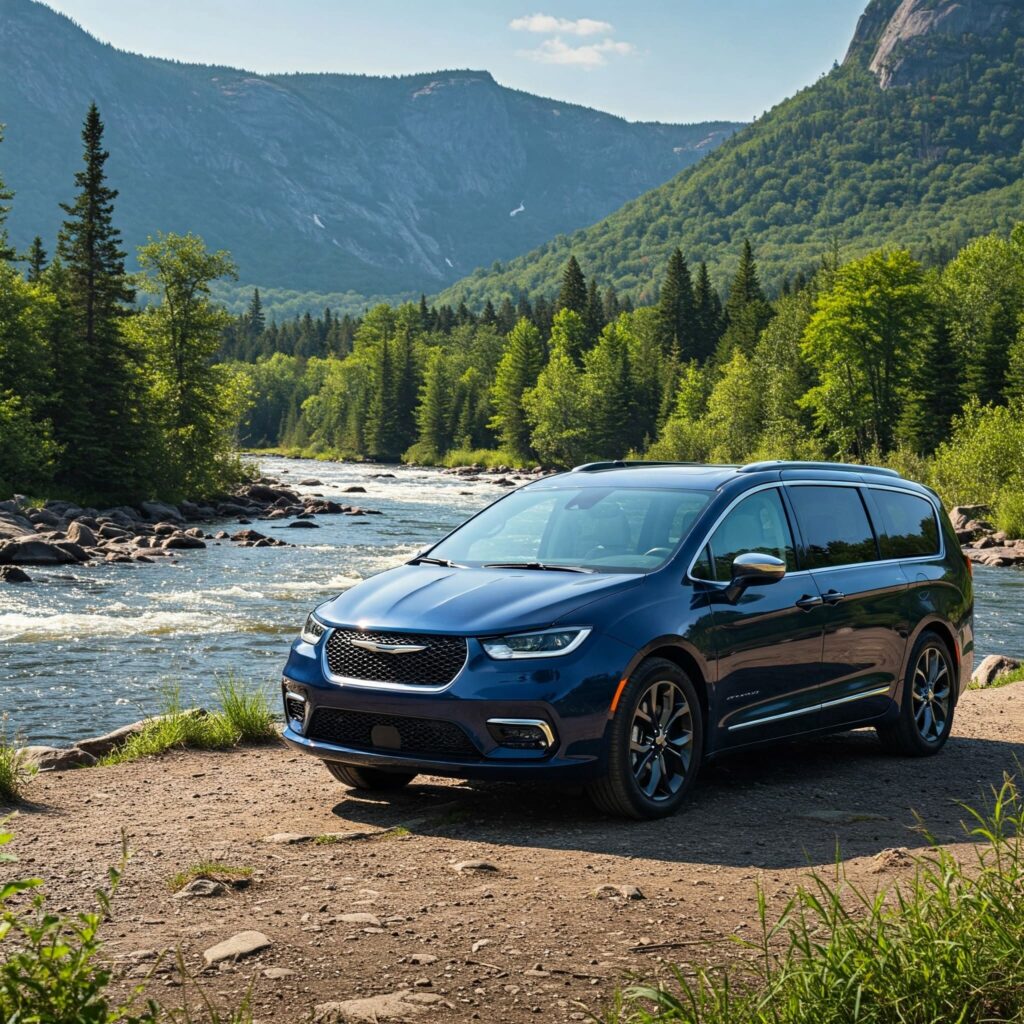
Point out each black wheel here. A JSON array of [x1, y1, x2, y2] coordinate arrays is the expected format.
[[324, 762, 417, 790], [587, 658, 703, 819], [877, 632, 955, 756]]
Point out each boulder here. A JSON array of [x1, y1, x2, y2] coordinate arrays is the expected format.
[[949, 505, 991, 531], [299, 478, 323, 486], [53, 541, 89, 563], [139, 500, 184, 523], [313, 992, 450, 1023], [0, 514, 34, 540], [28, 508, 62, 528], [161, 534, 206, 550], [342, 485, 366, 493], [0, 538, 77, 565], [23, 745, 97, 771], [98, 523, 132, 540], [231, 529, 268, 543], [65, 521, 97, 547], [0, 565, 31, 583], [287, 520, 320, 528], [972, 654, 1022, 687]]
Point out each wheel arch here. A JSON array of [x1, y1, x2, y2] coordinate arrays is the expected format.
[[907, 617, 961, 702], [617, 637, 711, 727]]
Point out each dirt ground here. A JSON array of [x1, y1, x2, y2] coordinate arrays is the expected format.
[[6, 685, 1023, 1023]]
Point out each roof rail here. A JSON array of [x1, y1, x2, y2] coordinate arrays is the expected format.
[[571, 460, 706, 472], [739, 460, 901, 478]]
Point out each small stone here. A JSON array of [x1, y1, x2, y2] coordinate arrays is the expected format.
[[873, 847, 913, 872], [592, 884, 644, 900], [313, 991, 450, 1022], [452, 860, 499, 875], [203, 930, 271, 965], [410, 953, 438, 965], [414, 977, 432, 987], [339, 912, 382, 927], [173, 878, 226, 899], [0, 565, 31, 583], [262, 832, 313, 844], [263, 967, 298, 980], [470, 939, 490, 953]]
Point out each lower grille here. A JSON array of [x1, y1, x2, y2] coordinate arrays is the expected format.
[[324, 629, 467, 686], [307, 707, 480, 759]]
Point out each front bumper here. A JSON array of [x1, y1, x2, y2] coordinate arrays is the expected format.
[[280, 628, 637, 782]]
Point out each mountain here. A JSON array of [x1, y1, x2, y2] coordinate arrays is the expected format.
[[439, 0, 1024, 308], [0, 0, 740, 304]]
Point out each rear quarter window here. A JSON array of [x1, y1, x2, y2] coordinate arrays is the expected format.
[[872, 489, 940, 559]]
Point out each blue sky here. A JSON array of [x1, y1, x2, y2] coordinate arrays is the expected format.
[[43, 0, 868, 123]]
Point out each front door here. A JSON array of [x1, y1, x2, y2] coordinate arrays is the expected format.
[[692, 487, 827, 748], [785, 483, 910, 727]]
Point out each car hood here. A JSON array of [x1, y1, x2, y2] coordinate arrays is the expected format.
[[316, 564, 644, 636]]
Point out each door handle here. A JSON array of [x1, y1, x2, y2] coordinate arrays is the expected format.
[[821, 589, 845, 605], [795, 594, 823, 610]]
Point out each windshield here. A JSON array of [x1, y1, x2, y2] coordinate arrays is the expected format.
[[426, 486, 712, 573]]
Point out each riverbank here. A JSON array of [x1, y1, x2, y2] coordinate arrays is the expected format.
[[5, 683, 1022, 1023]]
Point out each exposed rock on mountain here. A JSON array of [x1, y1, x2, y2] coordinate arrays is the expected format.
[[0, 0, 740, 299]]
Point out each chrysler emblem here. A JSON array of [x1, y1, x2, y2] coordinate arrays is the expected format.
[[350, 638, 428, 655]]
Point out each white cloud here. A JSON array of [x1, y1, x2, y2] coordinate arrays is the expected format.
[[517, 36, 634, 69], [509, 13, 613, 36]]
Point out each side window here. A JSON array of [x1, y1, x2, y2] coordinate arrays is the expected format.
[[872, 489, 940, 559], [704, 489, 797, 581], [788, 486, 878, 569], [691, 545, 715, 580]]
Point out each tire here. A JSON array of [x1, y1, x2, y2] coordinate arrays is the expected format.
[[324, 762, 417, 790], [587, 658, 704, 820], [877, 631, 956, 757]]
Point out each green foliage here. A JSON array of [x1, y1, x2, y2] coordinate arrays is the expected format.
[[0, 719, 36, 804], [102, 679, 277, 765], [610, 777, 1024, 1024], [0, 831, 159, 1023], [522, 336, 588, 467], [489, 318, 545, 460], [167, 862, 253, 892]]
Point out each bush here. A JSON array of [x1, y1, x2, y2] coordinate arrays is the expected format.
[[0, 717, 36, 804], [610, 776, 1024, 1024], [441, 447, 524, 469], [215, 676, 277, 744]]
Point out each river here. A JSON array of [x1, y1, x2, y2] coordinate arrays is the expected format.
[[2, 457, 1022, 744]]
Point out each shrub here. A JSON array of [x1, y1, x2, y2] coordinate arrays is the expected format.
[[611, 776, 1024, 1024], [215, 676, 277, 743], [0, 717, 36, 804], [441, 447, 524, 469]]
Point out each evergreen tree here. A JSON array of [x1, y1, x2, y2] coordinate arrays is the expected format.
[[366, 335, 398, 457], [415, 347, 452, 460], [55, 103, 145, 498], [556, 256, 587, 317], [26, 237, 47, 282], [585, 277, 605, 346], [602, 285, 620, 324], [452, 366, 491, 450], [532, 296, 553, 341], [392, 317, 420, 452], [900, 315, 963, 454], [692, 261, 721, 362], [717, 241, 773, 360], [549, 308, 588, 366], [725, 241, 766, 317], [0, 127, 14, 263], [523, 338, 587, 467], [583, 322, 633, 457], [656, 248, 695, 356], [497, 297, 517, 335], [480, 299, 497, 326], [516, 293, 533, 325], [247, 288, 265, 340], [489, 318, 544, 459]]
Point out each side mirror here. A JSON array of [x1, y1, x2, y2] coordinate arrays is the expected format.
[[725, 552, 786, 602]]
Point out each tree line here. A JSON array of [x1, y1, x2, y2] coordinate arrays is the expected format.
[[0, 106, 246, 503]]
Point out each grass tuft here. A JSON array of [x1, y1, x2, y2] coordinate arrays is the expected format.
[[102, 679, 278, 766], [168, 861, 253, 892], [609, 774, 1024, 1024], [0, 718, 36, 805], [971, 666, 1024, 690]]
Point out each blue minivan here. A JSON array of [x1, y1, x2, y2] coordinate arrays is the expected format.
[[281, 461, 974, 818]]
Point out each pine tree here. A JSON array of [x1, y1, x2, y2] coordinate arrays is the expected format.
[[717, 241, 773, 360], [415, 348, 452, 459], [602, 285, 620, 324], [497, 297, 517, 335], [367, 336, 398, 457], [900, 317, 963, 454], [480, 299, 497, 326], [55, 103, 145, 499], [489, 318, 544, 459], [656, 248, 695, 356], [26, 237, 47, 282], [392, 320, 420, 453], [556, 256, 587, 317], [0, 127, 14, 263], [585, 277, 605, 347], [692, 261, 721, 362], [726, 240, 766, 316], [964, 301, 1018, 407], [522, 338, 587, 467], [247, 288, 265, 341], [583, 322, 633, 457]]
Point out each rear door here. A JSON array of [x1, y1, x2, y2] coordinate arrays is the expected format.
[[785, 483, 910, 726], [692, 486, 828, 748]]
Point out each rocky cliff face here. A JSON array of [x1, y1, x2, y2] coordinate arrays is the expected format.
[[0, 0, 741, 298], [845, 0, 1023, 88]]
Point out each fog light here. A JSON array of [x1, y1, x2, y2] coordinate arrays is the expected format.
[[282, 680, 307, 727], [487, 718, 554, 750]]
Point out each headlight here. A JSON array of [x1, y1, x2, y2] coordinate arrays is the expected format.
[[481, 627, 591, 660], [300, 612, 327, 645]]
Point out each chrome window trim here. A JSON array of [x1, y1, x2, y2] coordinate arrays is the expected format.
[[728, 685, 892, 732], [320, 628, 469, 693], [486, 718, 556, 747], [686, 479, 945, 582]]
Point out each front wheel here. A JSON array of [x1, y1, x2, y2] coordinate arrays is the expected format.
[[877, 632, 955, 756], [587, 658, 703, 819], [325, 762, 417, 790]]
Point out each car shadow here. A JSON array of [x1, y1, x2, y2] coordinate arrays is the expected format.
[[330, 731, 1022, 869]]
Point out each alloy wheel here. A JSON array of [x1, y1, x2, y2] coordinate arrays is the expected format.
[[629, 679, 694, 801], [912, 646, 951, 744]]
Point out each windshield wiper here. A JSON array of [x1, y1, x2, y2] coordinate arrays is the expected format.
[[409, 556, 466, 568], [482, 561, 595, 574]]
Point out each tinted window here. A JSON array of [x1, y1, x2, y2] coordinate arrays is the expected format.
[[699, 489, 797, 581], [788, 486, 878, 569], [873, 489, 939, 559], [430, 486, 711, 573]]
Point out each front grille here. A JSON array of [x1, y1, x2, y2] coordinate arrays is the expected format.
[[307, 707, 480, 759], [324, 629, 467, 686]]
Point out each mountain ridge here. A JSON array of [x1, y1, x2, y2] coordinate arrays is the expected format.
[[0, 0, 740, 302]]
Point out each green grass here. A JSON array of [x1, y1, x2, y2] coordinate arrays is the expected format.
[[0, 719, 36, 804], [440, 447, 527, 469], [607, 775, 1024, 1024], [971, 666, 1024, 690], [102, 678, 278, 766], [167, 861, 253, 892]]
